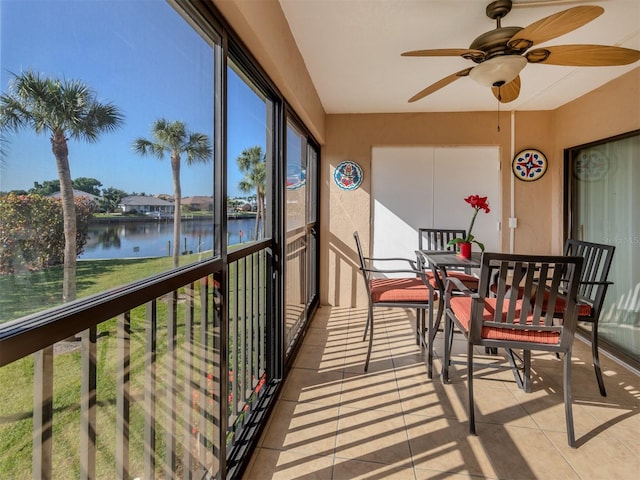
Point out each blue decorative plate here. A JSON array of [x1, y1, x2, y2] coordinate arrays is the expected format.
[[334, 161, 363, 190], [512, 149, 547, 182]]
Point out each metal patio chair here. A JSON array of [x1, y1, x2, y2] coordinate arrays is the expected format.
[[549, 239, 615, 396], [443, 252, 584, 447], [354, 231, 437, 373]]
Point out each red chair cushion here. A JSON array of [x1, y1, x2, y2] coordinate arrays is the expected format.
[[369, 278, 435, 303], [490, 283, 525, 297], [427, 271, 479, 290], [488, 285, 592, 318], [449, 297, 560, 345], [540, 290, 592, 317], [444, 272, 479, 290]]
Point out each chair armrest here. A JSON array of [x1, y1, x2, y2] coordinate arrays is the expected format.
[[360, 266, 434, 291], [444, 276, 478, 308], [445, 276, 468, 292], [360, 266, 419, 274], [444, 277, 476, 296], [363, 256, 419, 269], [576, 295, 595, 306]]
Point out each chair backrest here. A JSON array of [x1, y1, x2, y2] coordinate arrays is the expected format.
[[563, 239, 615, 321], [418, 228, 466, 252], [353, 231, 373, 295], [470, 252, 584, 349], [418, 228, 472, 275]]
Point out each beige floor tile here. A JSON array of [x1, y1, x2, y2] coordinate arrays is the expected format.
[[473, 423, 580, 479], [348, 352, 396, 375], [335, 406, 413, 465], [392, 340, 422, 356], [587, 371, 640, 406], [446, 382, 538, 428], [391, 350, 430, 369], [578, 401, 640, 447], [546, 428, 640, 480], [395, 366, 462, 419], [343, 340, 392, 366], [511, 389, 605, 435], [244, 307, 640, 480], [260, 400, 339, 457], [439, 358, 515, 392], [332, 457, 416, 480], [307, 306, 335, 328], [413, 466, 493, 479], [302, 325, 344, 348], [293, 343, 346, 371], [345, 321, 367, 335], [340, 370, 403, 413], [279, 367, 344, 405], [241, 448, 334, 480], [405, 415, 498, 478], [342, 357, 377, 375], [346, 321, 380, 339]]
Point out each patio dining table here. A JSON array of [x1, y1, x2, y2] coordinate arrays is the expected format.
[[418, 249, 552, 390], [416, 250, 482, 377]]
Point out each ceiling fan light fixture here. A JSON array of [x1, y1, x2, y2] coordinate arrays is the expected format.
[[469, 55, 527, 87]]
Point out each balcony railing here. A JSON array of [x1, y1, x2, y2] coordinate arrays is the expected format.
[[0, 240, 274, 479]]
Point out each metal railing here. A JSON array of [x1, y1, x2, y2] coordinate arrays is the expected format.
[[284, 227, 308, 356], [226, 245, 270, 446], [0, 240, 274, 479]]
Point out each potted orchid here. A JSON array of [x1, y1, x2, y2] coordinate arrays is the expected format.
[[447, 195, 490, 258]]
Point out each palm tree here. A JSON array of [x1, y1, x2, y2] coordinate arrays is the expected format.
[[236, 146, 266, 241], [133, 119, 212, 268], [0, 70, 123, 302]]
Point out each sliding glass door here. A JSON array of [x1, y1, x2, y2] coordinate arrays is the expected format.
[[284, 118, 319, 358], [567, 131, 640, 366]]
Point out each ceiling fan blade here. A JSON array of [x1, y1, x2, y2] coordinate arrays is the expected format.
[[526, 45, 640, 66], [402, 48, 484, 58], [408, 68, 472, 103], [491, 76, 521, 104], [508, 6, 604, 51]]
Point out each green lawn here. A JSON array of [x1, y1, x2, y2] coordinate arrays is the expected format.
[[0, 254, 206, 322], [0, 255, 217, 478]]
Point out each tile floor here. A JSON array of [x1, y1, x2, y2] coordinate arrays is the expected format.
[[242, 306, 640, 479]]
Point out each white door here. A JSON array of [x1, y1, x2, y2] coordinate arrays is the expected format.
[[371, 146, 500, 272]]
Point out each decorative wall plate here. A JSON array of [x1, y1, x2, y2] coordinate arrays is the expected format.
[[334, 161, 363, 190], [512, 148, 548, 182]]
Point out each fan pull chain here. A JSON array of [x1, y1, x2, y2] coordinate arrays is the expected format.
[[497, 88, 501, 132]]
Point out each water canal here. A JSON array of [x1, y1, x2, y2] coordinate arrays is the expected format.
[[80, 216, 257, 259]]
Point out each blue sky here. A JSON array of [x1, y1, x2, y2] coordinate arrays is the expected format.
[[0, 0, 266, 198]]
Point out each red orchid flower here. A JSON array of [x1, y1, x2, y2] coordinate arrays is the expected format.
[[447, 194, 491, 251]]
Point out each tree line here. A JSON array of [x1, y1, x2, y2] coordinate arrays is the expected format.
[[3, 177, 128, 214], [0, 70, 266, 304]]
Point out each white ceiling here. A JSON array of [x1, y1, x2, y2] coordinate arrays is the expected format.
[[279, 0, 640, 113]]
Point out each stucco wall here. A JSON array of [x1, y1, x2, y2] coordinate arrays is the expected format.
[[511, 111, 556, 254], [554, 69, 640, 148], [321, 111, 553, 306], [321, 70, 639, 306]]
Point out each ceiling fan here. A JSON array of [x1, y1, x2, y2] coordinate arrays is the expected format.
[[403, 0, 640, 103]]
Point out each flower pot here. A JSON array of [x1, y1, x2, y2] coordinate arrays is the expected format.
[[459, 242, 472, 259]]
